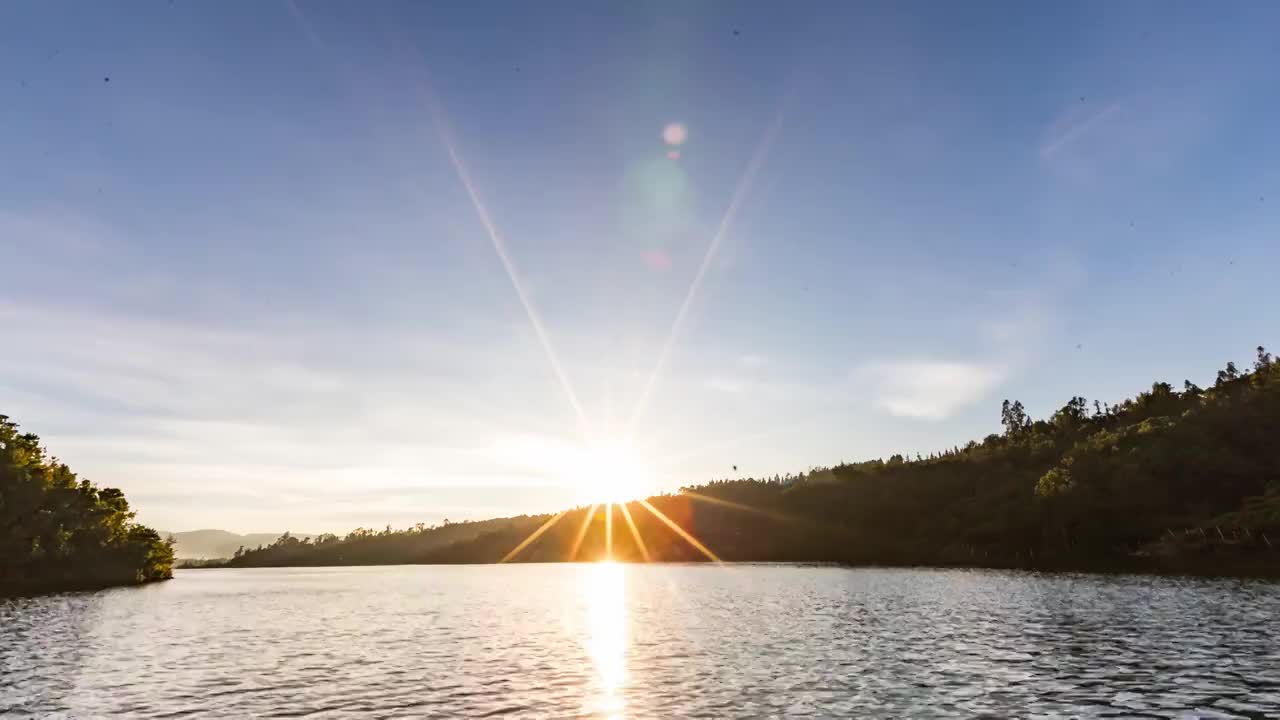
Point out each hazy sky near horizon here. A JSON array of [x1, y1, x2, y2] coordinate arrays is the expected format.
[[3, 1, 1278, 533]]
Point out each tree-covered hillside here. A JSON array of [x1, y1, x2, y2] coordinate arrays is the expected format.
[[161, 529, 311, 560], [220, 346, 1278, 575], [1, 415, 174, 593]]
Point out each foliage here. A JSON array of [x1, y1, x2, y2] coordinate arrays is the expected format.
[[224, 345, 1278, 574], [0, 415, 173, 592]]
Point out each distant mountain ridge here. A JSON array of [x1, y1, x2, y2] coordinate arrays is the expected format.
[[161, 529, 308, 559]]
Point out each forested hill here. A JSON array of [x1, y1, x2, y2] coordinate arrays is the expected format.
[[1, 416, 174, 593], [227, 346, 1280, 575], [162, 529, 311, 560]]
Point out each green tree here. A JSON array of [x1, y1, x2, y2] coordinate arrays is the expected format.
[[1001, 399, 1031, 437], [1, 414, 173, 591]]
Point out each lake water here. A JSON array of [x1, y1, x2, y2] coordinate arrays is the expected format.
[[3, 565, 1279, 718]]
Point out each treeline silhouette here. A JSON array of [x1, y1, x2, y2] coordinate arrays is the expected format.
[[1, 415, 174, 593], [224, 345, 1279, 574]]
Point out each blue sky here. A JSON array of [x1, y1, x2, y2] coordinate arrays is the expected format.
[[3, 1, 1277, 532]]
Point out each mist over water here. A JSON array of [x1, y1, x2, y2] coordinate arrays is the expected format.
[[3, 565, 1279, 718]]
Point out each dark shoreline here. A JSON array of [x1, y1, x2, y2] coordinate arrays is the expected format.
[[177, 556, 1280, 581], [0, 575, 171, 599]]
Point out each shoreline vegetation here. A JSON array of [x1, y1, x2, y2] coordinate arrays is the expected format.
[[1, 416, 174, 596], [7, 345, 1278, 593], [208, 345, 1278, 578]]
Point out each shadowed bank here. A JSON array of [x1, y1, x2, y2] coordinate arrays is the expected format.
[[214, 346, 1280, 577]]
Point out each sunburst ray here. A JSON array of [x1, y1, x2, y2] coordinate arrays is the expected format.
[[625, 113, 783, 439], [605, 503, 614, 559], [638, 499, 721, 563], [680, 490, 801, 525], [402, 47, 590, 438], [568, 504, 598, 561], [501, 510, 569, 563], [280, 8, 589, 442], [617, 502, 652, 562]]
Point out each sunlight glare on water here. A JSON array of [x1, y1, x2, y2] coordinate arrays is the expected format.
[[585, 561, 628, 719], [4, 566, 1279, 717]]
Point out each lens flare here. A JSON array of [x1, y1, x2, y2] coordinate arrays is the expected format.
[[640, 248, 673, 271], [627, 113, 783, 438]]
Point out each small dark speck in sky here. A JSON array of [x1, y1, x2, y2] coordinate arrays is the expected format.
[[732, 465, 738, 472], [1079, 96, 1085, 102], [103, 76, 110, 83], [733, 29, 740, 36], [1076, 344, 1083, 350], [19, 80, 27, 87]]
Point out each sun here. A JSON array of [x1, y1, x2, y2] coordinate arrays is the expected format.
[[566, 438, 654, 505], [501, 437, 721, 565]]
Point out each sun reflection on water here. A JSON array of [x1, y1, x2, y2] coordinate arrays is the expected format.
[[585, 561, 627, 719]]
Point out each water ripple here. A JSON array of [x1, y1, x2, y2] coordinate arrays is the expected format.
[[2, 565, 1278, 718]]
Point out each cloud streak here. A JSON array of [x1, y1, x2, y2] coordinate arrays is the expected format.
[[1040, 99, 1124, 159], [856, 360, 1006, 421]]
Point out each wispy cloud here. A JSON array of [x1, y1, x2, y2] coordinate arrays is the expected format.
[[1040, 99, 1124, 159], [1038, 88, 1226, 185], [0, 293, 577, 529], [855, 360, 1006, 421]]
